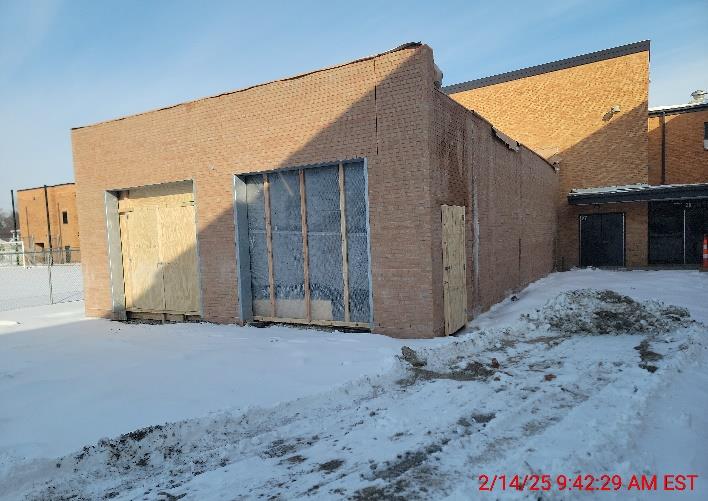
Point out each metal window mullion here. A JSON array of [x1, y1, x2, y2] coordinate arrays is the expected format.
[[263, 174, 276, 317], [338, 162, 350, 323], [299, 170, 311, 322]]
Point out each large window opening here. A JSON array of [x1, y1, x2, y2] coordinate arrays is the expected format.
[[237, 160, 372, 327]]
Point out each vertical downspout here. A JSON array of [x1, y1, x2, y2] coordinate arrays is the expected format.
[[10, 190, 17, 238], [10, 190, 18, 265], [43, 185, 53, 253], [57, 202, 63, 251], [660, 112, 667, 185], [43, 185, 54, 302]]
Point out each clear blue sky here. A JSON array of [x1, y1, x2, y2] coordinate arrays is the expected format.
[[1, 0, 707, 210]]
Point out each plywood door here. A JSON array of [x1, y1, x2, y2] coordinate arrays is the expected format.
[[442, 205, 467, 335], [118, 182, 200, 315], [159, 204, 200, 313], [120, 207, 165, 312]]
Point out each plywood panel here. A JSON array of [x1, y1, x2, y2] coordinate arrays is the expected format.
[[442, 205, 467, 335], [120, 207, 164, 311], [159, 204, 200, 313], [118, 181, 200, 316], [118, 181, 193, 211]]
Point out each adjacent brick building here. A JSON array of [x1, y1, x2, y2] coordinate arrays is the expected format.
[[72, 40, 705, 338], [445, 41, 707, 269], [72, 43, 557, 338], [16, 183, 81, 262], [648, 101, 708, 185], [445, 42, 651, 269]]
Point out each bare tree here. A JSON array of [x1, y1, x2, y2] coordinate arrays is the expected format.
[[0, 209, 17, 240]]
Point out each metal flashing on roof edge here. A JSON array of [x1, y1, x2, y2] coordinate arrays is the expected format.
[[493, 127, 520, 151], [16, 181, 75, 192], [568, 183, 708, 205], [443, 40, 650, 94], [648, 102, 708, 116]]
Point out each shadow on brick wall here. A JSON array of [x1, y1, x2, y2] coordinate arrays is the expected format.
[[552, 102, 649, 269], [91, 45, 439, 337]]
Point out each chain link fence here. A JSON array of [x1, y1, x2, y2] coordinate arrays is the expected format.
[[0, 248, 83, 312]]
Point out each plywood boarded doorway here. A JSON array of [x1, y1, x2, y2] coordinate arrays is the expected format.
[[118, 181, 200, 316], [442, 205, 467, 335]]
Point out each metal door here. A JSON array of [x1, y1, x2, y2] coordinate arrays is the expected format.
[[684, 201, 708, 265], [649, 201, 708, 265], [580, 213, 624, 267], [648, 202, 684, 265]]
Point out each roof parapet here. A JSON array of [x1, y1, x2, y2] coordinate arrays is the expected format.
[[443, 40, 650, 94]]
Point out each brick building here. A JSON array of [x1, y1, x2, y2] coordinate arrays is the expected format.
[[648, 101, 708, 185], [445, 41, 707, 269], [16, 183, 81, 262], [643, 100, 708, 264], [72, 43, 557, 338]]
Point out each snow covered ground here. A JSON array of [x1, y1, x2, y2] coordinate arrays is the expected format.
[[0, 264, 83, 311], [0, 269, 706, 500]]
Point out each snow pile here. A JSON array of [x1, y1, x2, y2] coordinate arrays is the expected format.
[[3, 286, 706, 500], [522, 289, 693, 336]]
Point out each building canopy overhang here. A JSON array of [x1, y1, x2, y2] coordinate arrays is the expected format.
[[568, 183, 708, 205]]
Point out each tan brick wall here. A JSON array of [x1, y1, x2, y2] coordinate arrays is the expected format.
[[648, 115, 663, 185], [448, 50, 650, 269], [73, 44, 561, 338], [73, 45, 441, 337], [16, 184, 80, 253], [648, 109, 708, 185], [464, 114, 558, 314], [428, 87, 558, 332]]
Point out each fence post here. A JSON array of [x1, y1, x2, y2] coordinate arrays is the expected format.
[[47, 250, 54, 304]]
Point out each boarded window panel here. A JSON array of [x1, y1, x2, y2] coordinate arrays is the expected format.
[[269, 171, 306, 319], [245, 176, 270, 316], [305, 166, 344, 321], [344, 161, 371, 323]]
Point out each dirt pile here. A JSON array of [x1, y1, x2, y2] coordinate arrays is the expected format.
[[523, 289, 693, 336]]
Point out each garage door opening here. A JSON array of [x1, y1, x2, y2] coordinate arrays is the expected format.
[[579, 213, 625, 267], [235, 160, 372, 328], [115, 181, 201, 320]]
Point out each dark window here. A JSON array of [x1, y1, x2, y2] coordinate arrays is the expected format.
[[62, 211, 68, 224], [704, 122, 708, 150]]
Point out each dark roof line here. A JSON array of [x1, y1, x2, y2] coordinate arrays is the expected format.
[[72, 42, 422, 131], [16, 182, 75, 193], [568, 182, 708, 205], [443, 40, 650, 94], [648, 102, 708, 116]]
